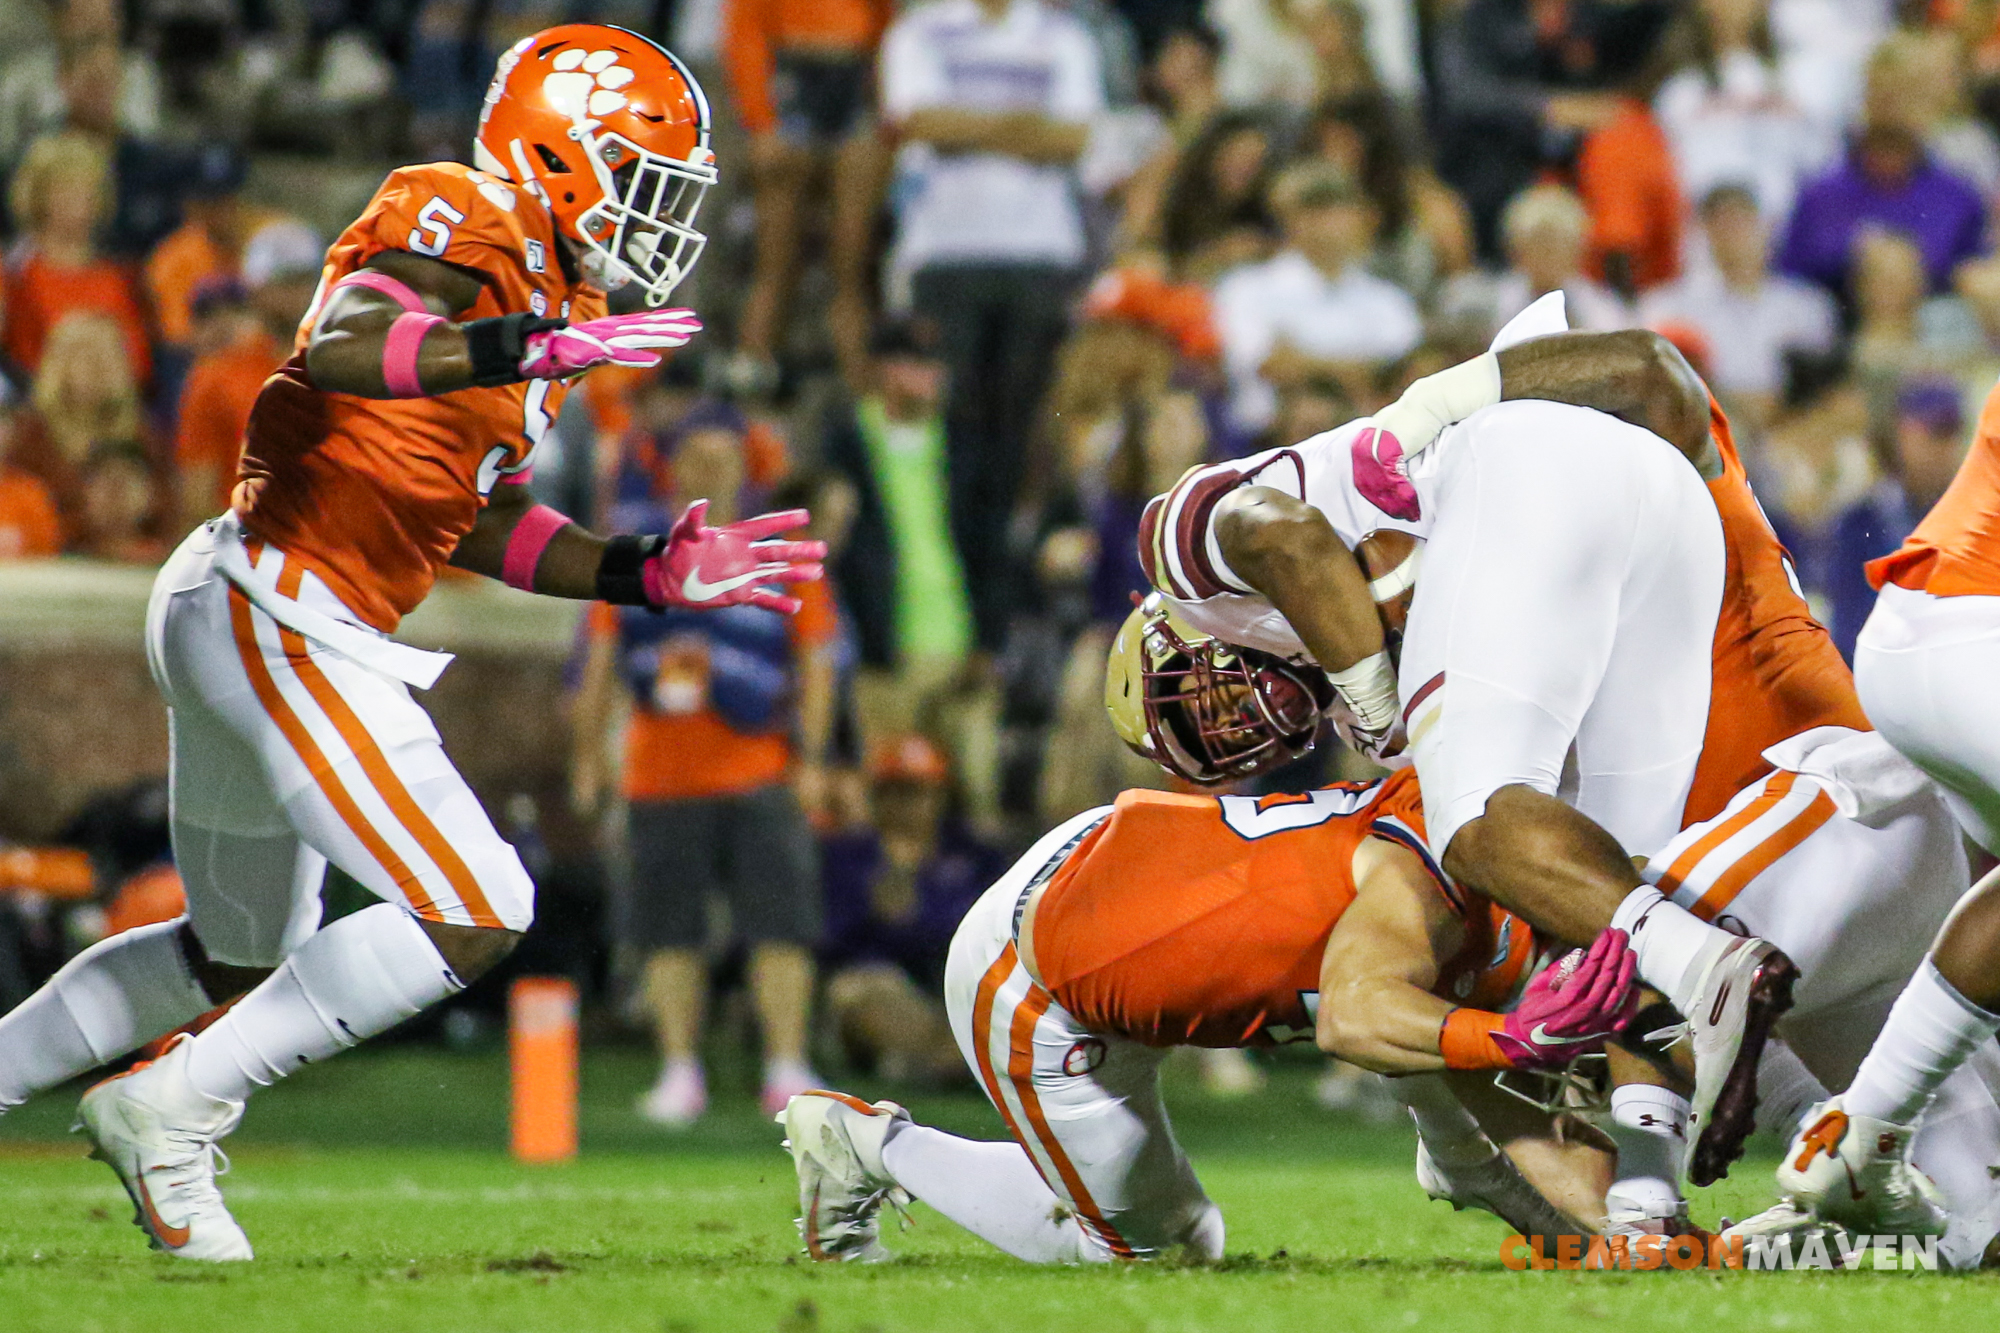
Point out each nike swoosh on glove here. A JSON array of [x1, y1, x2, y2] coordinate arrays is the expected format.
[[519, 309, 703, 379], [1491, 929, 1640, 1070], [641, 500, 827, 614]]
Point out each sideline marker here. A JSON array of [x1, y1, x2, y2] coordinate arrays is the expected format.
[[510, 976, 579, 1163]]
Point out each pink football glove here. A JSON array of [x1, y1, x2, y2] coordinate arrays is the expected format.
[[642, 500, 827, 614], [519, 309, 703, 379], [1491, 929, 1640, 1070]]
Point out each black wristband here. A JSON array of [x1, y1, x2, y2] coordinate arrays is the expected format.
[[462, 313, 567, 387], [596, 533, 666, 607]]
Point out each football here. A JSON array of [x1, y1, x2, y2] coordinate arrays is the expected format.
[[1356, 529, 1422, 634]]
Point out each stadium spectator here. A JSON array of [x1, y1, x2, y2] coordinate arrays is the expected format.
[[1847, 227, 1989, 382], [2, 130, 150, 391], [0, 4, 159, 167], [1438, 183, 1631, 350], [1037, 314, 1208, 821], [1114, 22, 1226, 258], [571, 408, 833, 1126], [1213, 161, 1421, 440], [143, 145, 269, 355], [1821, 378, 1967, 659], [721, 0, 892, 392], [1639, 184, 1838, 426], [1302, 93, 1475, 305], [880, 0, 1105, 653], [767, 465, 866, 828], [1573, 95, 1683, 297], [8, 311, 159, 548], [0, 415, 60, 559], [174, 219, 323, 529], [1778, 110, 1988, 303], [1149, 108, 1279, 282], [1868, 28, 2000, 199], [817, 733, 1001, 1083], [51, 22, 185, 260], [74, 439, 165, 562], [1431, 0, 1675, 256], [1652, 0, 1833, 226], [824, 320, 999, 830], [1759, 349, 1875, 619]]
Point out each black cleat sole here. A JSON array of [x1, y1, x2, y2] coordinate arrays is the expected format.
[[1689, 949, 1799, 1186]]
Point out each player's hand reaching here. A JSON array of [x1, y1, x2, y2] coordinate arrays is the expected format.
[[519, 309, 703, 379], [642, 501, 827, 614], [1490, 929, 1640, 1070]]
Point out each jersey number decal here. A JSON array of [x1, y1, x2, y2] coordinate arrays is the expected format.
[[409, 196, 467, 258], [1218, 786, 1379, 840], [476, 381, 555, 496]]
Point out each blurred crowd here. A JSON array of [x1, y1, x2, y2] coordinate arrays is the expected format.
[[8, 0, 2000, 1117]]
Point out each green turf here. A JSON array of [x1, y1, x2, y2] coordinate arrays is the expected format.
[[2, 1046, 1996, 1332]]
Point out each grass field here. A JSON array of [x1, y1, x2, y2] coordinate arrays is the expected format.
[[2, 1044, 1996, 1333]]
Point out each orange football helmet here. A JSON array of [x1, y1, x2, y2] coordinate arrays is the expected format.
[[475, 24, 715, 306]]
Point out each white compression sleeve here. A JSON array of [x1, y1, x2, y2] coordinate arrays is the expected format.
[[182, 903, 464, 1104], [881, 1123, 1083, 1263], [0, 917, 213, 1110]]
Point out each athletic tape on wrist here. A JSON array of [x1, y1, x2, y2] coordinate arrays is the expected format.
[[382, 312, 444, 398], [1326, 650, 1401, 733], [1440, 1008, 1512, 1070], [502, 504, 572, 592], [332, 269, 429, 313]]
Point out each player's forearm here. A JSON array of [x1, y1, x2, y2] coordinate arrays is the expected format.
[[449, 486, 608, 598], [1316, 978, 1458, 1074], [1213, 487, 1385, 672], [1496, 331, 1717, 476], [307, 316, 480, 399]]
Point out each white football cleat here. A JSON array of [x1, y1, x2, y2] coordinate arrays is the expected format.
[[1772, 1098, 1947, 1238], [1414, 1138, 1591, 1240], [75, 1035, 252, 1262], [1681, 935, 1797, 1185], [1603, 1183, 1697, 1241], [778, 1090, 912, 1262]]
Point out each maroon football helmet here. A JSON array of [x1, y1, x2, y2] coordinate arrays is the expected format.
[[1105, 595, 1335, 785]]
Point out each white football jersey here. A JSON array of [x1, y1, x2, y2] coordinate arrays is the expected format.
[[1136, 292, 1572, 661]]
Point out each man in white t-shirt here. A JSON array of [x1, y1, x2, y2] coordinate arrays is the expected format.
[[1212, 161, 1422, 440], [1640, 185, 1838, 423], [879, 0, 1105, 648]]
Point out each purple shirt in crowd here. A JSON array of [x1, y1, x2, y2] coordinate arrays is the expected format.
[[818, 823, 1007, 989], [1777, 150, 1988, 294]]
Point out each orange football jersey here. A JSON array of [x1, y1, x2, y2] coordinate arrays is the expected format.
[[1868, 377, 2000, 601], [1684, 399, 1870, 826], [1029, 769, 1536, 1048], [234, 162, 607, 631]]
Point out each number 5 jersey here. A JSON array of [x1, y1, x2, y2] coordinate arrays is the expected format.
[[234, 161, 607, 632]]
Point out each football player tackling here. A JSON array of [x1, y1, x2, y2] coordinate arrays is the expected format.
[[0, 26, 823, 1261]]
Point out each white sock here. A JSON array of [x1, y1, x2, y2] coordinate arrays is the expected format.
[[0, 918, 212, 1110], [1396, 1071, 1494, 1166], [182, 904, 463, 1104], [1610, 886, 1734, 1015], [1607, 1083, 1687, 1217], [880, 1122, 1082, 1263], [1754, 1038, 1828, 1139], [1845, 960, 2000, 1124]]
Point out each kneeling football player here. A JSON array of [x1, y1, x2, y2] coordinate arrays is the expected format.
[[777, 603, 1637, 1262]]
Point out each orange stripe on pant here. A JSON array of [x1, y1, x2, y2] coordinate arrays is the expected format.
[[227, 585, 445, 921], [1691, 789, 1837, 920], [1655, 771, 1801, 898], [1005, 987, 1135, 1259], [970, 945, 1029, 1143], [274, 623, 500, 928]]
